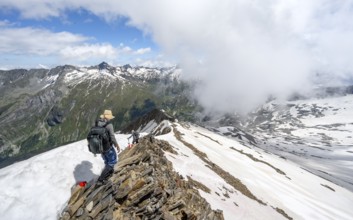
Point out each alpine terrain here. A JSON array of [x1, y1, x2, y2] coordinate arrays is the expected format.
[[0, 106, 353, 220], [0, 64, 353, 220], [0, 63, 197, 168], [204, 88, 353, 192]]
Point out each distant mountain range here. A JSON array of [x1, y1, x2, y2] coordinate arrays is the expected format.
[[2, 62, 353, 194], [0, 62, 198, 167]]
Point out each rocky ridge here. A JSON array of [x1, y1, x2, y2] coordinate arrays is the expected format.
[[60, 137, 224, 220], [121, 109, 175, 134]]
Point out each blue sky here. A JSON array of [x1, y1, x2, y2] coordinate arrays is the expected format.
[[0, 7, 165, 69]]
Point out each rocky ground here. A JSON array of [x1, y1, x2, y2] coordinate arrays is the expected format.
[[60, 137, 224, 220]]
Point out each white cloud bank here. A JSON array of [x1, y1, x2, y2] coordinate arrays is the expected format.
[[59, 44, 117, 61], [135, 47, 151, 55], [1, 0, 353, 112], [0, 23, 152, 68], [0, 26, 88, 56]]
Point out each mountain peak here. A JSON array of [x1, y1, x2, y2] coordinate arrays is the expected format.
[[122, 64, 132, 71], [98, 62, 110, 70]]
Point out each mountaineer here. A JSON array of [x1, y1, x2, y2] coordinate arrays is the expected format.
[[87, 110, 121, 184], [128, 130, 140, 145]]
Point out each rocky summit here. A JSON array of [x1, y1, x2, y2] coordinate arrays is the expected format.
[[60, 137, 224, 220]]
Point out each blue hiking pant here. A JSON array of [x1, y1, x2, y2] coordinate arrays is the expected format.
[[101, 147, 117, 168]]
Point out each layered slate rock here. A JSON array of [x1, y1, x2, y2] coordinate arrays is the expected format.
[[60, 137, 224, 220]]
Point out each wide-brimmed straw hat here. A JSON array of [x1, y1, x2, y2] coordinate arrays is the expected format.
[[100, 110, 115, 120]]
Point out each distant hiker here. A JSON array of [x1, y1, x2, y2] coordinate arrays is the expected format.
[[128, 130, 140, 144], [87, 110, 120, 184]]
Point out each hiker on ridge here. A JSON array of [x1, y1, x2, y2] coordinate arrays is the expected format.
[[128, 130, 140, 145], [97, 110, 120, 184]]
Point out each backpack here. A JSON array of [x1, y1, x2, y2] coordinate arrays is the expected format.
[[133, 131, 140, 139], [87, 120, 112, 154]]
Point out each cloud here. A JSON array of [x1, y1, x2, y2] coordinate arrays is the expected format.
[[121, 46, 132, 53], [117, 44, 150, 55], [38, 64, 48, 69], [0, 23, 122, 67], [2, 0, 353, 112], [0, 24, 155, 66], [0, 25, 88, 55], [134, 47, 151, 55], [0, 20, 12, 26], [111, 0, 353, 112], [59, 44, 117, 61], [131, 0, 353, 112], [135, 56, 175, 68], [0, 0, 66, 19]]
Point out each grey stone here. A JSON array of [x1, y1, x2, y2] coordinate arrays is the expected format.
[[85, 185, 105, 206], [116, 154, 143, 170], [89, 194, 112, 218], [61, 138, 224, 220], [68, 185, 85, 205], [86, 201, 94, 212], [168, 199, 186, 211], [75, 208, 84, 217], [141, 167, 153, 177], [59, 211, 70, 220], [68, 196, 85, 216]]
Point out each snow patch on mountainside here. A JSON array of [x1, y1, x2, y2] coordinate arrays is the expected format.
[[61, 65, 180, 86], [288, 95, 353, 126], [42, 74, 60, 89], [160, 123, 353, 220], [245, 94, 353, 192], [1, 121, 353, 220], [63, 68, 126, 86]]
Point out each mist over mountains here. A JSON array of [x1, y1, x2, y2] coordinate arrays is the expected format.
[[1, 61, 352, 175], [1, 61, 353, 220], [2, 1, 353, 114]]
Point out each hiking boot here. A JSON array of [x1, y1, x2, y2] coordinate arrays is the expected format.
[[98, 165, 114, 183], [96, 179, 108, 187]]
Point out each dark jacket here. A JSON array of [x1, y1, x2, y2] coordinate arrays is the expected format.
[[128, 131, 140, 141], [97, 119, 118, 147]]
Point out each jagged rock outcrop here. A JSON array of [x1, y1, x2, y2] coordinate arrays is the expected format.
[[121, 109, 175, 134], [47, 106, 64, 126], [60, 137, 224, 220]]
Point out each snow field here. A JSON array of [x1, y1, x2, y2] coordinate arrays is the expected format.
[[0, 134, 130, 220], [159, 123, 353, 220], [160, 131, 284, 220], [1, 121, 353, 220]]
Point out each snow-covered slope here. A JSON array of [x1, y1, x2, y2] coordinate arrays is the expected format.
[[0, 134, 130, 220], [242, 94, 353, 192], [161, 122, 353, 220], [1, 120, 353, 220]]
